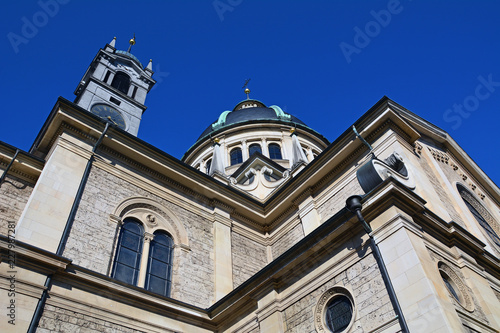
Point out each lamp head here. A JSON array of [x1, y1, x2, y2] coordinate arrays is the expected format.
[[346, 195, 363, 212]]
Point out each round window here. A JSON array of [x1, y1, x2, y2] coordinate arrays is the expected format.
[[325, 295, 353, 332], [314, 287, 355, 333]]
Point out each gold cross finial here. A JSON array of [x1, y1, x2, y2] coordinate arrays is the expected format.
[[127, 33, 136, 52], [242, 78, 251, 99]]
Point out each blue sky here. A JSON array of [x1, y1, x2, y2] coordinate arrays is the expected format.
[[1, 1, 499, 186]]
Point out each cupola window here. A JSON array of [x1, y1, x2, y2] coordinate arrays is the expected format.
[[249, 144, 262, 157], [111, 72, 131, 94], [230, 148, 243, 165], [268, 143, 282, 160], [205, 159, 212, 174]]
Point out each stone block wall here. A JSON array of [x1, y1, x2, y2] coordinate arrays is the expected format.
[[0, 174, 34, 236], [317, 177, 363, 224], [271, 222, 304, 259], [283, 253, 395, 333], [231, 231, 267, 288], [63, 166, 214, 308], [37, 304, 179, 333]]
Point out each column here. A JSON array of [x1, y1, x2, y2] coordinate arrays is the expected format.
[[16, 132, 92, 253], [261, 138, 269, 158], [137, 232, 154, 288], [241, 140, 248, 160], [213, 206, 233, 302]]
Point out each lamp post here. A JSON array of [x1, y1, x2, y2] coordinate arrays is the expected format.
[[346, 195, 410, 333]]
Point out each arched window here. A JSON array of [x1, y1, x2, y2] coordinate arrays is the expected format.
[[112, 219, 144, 285], [248, 144, 262, 157], [205, 159, 212, 175], [230, 148, 243, 165], [268, 143, 282, 160], [111, 72, 131, 94], [145, 231, 174, 297], [458, 184, 500, 249]]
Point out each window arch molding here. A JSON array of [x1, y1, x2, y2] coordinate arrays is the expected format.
[[113, 197, 190, 251], [456, 183, 500, 252]]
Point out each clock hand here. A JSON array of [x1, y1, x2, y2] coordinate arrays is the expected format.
[[106, 116, 119, 126]]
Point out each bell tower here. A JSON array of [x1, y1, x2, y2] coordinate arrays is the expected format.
[[74, 36, 156, 136]]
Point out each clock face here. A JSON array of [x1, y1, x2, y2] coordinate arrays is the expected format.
[[90, 104, 126, 130]]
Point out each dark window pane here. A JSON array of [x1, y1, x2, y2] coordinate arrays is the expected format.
[[114, 263, 135, 285], [111, 72, 131, 94], [112, 220, 143, 285], [117, 247, 140, 266], [206, 159, 212, 175], [268, 144, 282, 160], [326, 296, 353, 333], [148, 275, 167, 295], [121, 231, 142, 251], [230, 148, 243, 165], [145, 231, 173, 297], [150, 260, 168, 277], [442, 275, 460, 301], [249, 144, 262, 156], [152, 244, 171, 261], [123, 221, 142, 235]]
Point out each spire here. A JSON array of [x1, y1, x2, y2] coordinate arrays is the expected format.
[[127, 33, 136, 53], [144, 58, 154, 77], [209, 138, 226, 177], [109, 37, 116, 48], [290, 129, 308, 166]]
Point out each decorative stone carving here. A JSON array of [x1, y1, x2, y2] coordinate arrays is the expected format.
[[438, 262, 474, 312]]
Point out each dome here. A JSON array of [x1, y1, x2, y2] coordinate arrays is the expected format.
[[182, 98, 330, 166], [196, 99, 309, 141]]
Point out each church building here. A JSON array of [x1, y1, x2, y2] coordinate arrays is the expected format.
[[1, 38, 500, 333]]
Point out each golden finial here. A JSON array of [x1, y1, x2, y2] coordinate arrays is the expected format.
[[214, 137, 220, 144], [242, 78, 251, 100], [290, 128, 296, 134], [127, 33, 136, 52]]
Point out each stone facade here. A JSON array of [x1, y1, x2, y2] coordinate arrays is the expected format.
[[37, 304, 160, 333], [271, 222, 304, 259], [0, 174, 34, 236], [317, 177, 363, 223], [415, 143, 465, 225], [2, 87, 500, 333], [231, 231, 267, 288], [283, 253, 394, 333], [63, 165, 215, 308]]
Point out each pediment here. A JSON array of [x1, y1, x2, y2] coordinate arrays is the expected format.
[[229, 153, 290, 200]]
